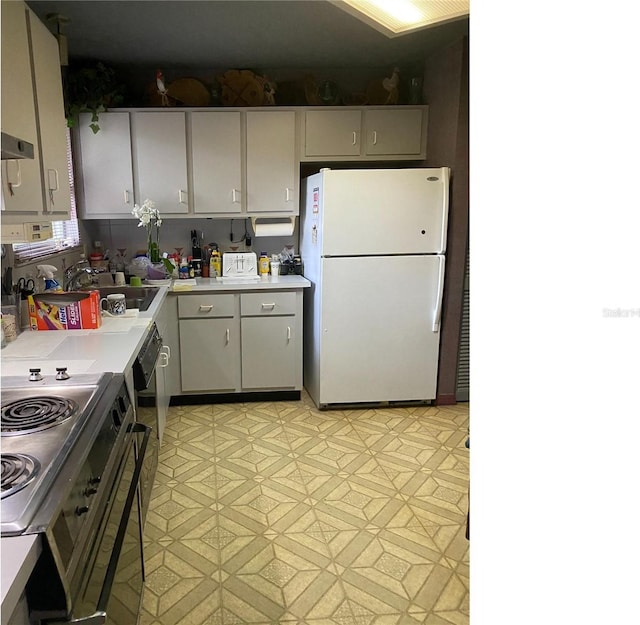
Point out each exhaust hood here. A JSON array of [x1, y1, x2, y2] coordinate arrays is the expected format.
[[1, 132, 34, 160]]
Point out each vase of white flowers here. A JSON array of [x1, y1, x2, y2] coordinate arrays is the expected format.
[[132, 198, 162, 262]]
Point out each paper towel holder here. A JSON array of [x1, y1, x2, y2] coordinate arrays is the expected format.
[[251, 216, 296, 237]]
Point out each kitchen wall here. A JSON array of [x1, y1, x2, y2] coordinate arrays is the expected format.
[[82, 217, 297, 262], [422, 36, 469, 405]]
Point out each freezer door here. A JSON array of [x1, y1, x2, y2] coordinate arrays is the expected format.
[[320, 168, 449, 256], [318, 255, 444, 405]]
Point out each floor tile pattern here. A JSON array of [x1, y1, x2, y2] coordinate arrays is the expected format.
[[140, 394, 469, 625]]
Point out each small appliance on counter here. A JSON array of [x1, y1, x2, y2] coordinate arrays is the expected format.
[[221, 252, 260, 280]]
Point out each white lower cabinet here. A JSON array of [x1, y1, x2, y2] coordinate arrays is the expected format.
[[178, 294, 240, 392], [240, 290, 299, 389], [180, 317, 241, 392], [175, 289, 303, 395], [241, 316, 297, 389]]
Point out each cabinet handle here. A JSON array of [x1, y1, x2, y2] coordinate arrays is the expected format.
[[352, 131, 357, 146], [285, 188, 293, 202], [159, 345, 170, 367], [5, 160, 22, 189], [46, 169, 60, 210], [199, 304, 213, 312], [225, 328, 230, 344], [287, 326, 291, 342], [47, 168, 59, 192], [261, 303, 276, 310], [232, 188, 240, 203], [372, 131, 378, 145], [124, 190, 131, 204], [178, 189, 187, 204]]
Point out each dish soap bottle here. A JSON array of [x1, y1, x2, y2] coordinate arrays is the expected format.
[[210, 251, 221, 278], [259, 251, 270, 276]]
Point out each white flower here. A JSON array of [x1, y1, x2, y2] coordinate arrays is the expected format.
[[131, 198, 163, 257], [132, 199, 161, 227]]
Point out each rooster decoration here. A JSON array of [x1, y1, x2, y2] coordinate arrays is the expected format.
[[382, 67, 400, 105], [156, 70, 169, 106]]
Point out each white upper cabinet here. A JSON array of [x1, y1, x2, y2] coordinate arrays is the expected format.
[[301, 106, 428, 161], [363, 108, 425, 156], [77, 112, 134, 217], [246, 110, 297, 214], [1, 1, 42, 219], [191, 111, 242, 214], [304, 110, 362, 157], [28, 8, 71, 220], [132, 112, 189, 214], [75, 105, 427, 220]]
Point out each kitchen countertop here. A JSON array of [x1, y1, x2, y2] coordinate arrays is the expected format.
[[170, 274, 310, 292], [0, 275, 310, 619]]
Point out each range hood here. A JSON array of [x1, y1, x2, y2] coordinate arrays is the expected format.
[[1, 132, 34, 160]]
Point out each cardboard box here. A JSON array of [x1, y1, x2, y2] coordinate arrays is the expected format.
[[28, 291, 102, 330]]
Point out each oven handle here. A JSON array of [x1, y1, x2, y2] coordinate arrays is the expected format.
[[47, 423, 152, 625]]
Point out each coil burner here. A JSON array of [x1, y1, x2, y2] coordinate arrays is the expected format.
[[1, 396, 79, 435], [1, 453, 41, 499]]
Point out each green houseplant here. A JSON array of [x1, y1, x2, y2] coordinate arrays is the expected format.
[[63, 62, 124, 133]]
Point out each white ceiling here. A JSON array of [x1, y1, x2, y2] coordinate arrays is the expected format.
[[26, 0, 469, 70]]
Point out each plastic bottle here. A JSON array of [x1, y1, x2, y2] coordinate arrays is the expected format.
[[179, 258, 189, 280], [210, 251, 221, 278], [37, 265, 62, 292], [259, 251, 270, 276]]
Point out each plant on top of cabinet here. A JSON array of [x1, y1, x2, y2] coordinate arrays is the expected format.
[[64, 62, 124, 133]]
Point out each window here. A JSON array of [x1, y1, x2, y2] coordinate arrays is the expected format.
[[12, 128, 80, 262]]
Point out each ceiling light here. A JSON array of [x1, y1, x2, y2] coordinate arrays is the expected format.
[[332, 0, 469, 38]]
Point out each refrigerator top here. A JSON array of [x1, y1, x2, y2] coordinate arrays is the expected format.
[[305, 168, 449, 257]]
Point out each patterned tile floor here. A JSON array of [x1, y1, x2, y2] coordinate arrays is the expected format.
[[140, 392, 469, 625]]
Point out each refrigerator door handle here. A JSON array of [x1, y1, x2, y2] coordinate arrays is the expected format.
[[438, 167, 450, 253], [432, 256, 446, 332]]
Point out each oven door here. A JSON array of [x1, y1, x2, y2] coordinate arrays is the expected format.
[[53, 423, 151, 625]]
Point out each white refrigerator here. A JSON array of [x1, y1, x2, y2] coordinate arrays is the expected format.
[[299, 167, 450, 408]]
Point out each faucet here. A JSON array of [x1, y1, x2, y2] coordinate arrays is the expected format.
[[64, 259, 107, 291]]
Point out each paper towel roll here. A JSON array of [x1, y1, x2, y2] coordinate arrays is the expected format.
[[251, 217, 295, 237]]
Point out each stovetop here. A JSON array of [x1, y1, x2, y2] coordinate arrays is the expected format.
[[0, 372, 115, 535]]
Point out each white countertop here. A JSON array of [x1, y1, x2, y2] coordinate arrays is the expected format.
[[171, 274, 310, 292], [0, 275, 310, 618]]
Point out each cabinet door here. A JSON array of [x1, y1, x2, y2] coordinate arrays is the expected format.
[[364, 109, 424, 156], [1, 1, 43, 218], [28, 9, 71, 220], [304, 110, 362, 157], [241, 316, 297, 389], [192, 111, 242, 214], [179, 318, 240, 392], [133, 112, 189, 214], [78, 112, 134, 216], [246, 111, 297, 214]]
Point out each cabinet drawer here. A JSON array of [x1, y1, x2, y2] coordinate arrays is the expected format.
[[240, 291, 296, 316], [178, 294, 235, 318]]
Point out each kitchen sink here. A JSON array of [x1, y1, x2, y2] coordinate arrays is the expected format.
[[81, 286, 159, 312]]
